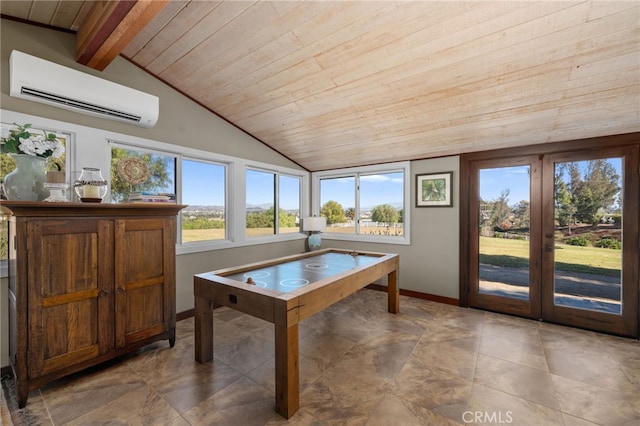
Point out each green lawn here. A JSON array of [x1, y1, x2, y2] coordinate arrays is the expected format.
[[479, 236, 621, 277]]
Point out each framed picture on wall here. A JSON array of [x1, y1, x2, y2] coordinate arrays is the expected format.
[[416, 171, 453, 207]]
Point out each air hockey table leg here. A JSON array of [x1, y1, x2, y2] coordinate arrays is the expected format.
[[388, 269, 399, 314], [274, 323, 299, 418]]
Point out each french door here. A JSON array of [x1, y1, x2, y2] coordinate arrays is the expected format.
[[462, 140, 639, 337]]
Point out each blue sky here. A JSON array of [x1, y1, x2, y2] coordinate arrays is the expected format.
[[320, 172, 404, 210], [182, 159, 225, 205], [480, 166, 531, 204], [480, 159, 623, 206], [182, 162, 404, 210], [182, 163, 301, 209], [182, 159, 621, 209]]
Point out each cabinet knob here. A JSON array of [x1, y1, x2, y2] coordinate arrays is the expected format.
[[99, 289, 111, 297], [117, 287, 125, 294]]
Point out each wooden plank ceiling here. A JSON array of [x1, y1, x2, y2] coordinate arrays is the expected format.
[[2, 1, 639, 171]]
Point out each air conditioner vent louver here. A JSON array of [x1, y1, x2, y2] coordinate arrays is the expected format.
[[9, 50, 159, 128], [20, 87, 142, 123]]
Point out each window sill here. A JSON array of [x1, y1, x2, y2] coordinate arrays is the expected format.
[[176, 232, 307, 255]]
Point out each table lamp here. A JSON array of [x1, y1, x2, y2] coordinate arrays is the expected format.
[[303, 216, 327, 250]]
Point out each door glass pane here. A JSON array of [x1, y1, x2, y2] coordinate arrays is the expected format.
[[553, 159, 622, 314], [479, 166, 531, 300]]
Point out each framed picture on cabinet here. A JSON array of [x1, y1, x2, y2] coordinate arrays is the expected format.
[[416, 171, 453, 207]]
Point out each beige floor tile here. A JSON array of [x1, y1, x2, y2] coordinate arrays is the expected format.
[[329, 330, 420, 382], [365, 392, 461, 426], [552, 374, 640, 425], [153, 359, 242, 413], [298, 365, 388, 424], [416, 340, 479, 380], [479, 333, 548, 371], [183, 376, 275, 426], [545, 347, 637, 393], [468, 383, 565, 426], [41, 361, 147, 424], [474, 354, 559, 409], [299, 328, 357, 372], [391, 355, 473, 423], [3, 288, 639, 426], [66, 386, 188, 425]]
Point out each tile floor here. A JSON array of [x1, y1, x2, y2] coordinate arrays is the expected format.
[[2, 289, 639, 425]]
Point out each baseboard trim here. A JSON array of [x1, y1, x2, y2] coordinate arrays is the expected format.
[[176, 309, 194, 322], [366, 284, 459, 306]]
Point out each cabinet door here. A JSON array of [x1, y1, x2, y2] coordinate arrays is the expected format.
[[27, 219, 114, 379], [114, 218, 175, 348]]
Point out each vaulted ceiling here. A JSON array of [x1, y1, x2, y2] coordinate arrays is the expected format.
[[2, 1, 639, 171]]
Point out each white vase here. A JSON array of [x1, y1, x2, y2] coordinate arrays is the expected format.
[[3, 154, 49, 201]]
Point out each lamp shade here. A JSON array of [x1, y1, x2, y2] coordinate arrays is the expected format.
[[303, 216, 326, 232]]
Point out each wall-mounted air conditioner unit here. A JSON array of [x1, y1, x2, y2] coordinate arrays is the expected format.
[[9, 50, 159, 128]]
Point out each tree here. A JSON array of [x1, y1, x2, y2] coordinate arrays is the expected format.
[[321, 200, 345, 225], [584, 159, 620, 212], [556, 160, 620, 226], [574, 187, 599, 225], [245, 207, 297, 229], [489, 189, 511, 229], [344, 207, 355, 222], [555, 180, 576, 229], [510, 200, 530, 229], [246, 208, 273, 228], [111, 148, 173, 202], [370, 204, 399, 224]]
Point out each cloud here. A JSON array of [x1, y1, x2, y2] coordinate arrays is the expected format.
[[360, 174, 402, 183]]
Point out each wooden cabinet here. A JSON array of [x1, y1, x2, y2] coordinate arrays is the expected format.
[[1, 201, 185, 408]]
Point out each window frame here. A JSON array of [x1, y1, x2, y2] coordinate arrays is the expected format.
[[180, 156, 229, 246], [244, 165, 304, 240], [311, 161, 411, 245], [108, 144, 309, 255]]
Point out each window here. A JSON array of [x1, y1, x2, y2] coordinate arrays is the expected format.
[[181, 159, 227, 243], [279, 174, 301, 234], [246, 169, 275, 237], [313, 162, 410, 244], [245, 168, 302, 238], [319, 175, 356, 235], [1, 123, 70, 263], [110, 144, 177, 203]]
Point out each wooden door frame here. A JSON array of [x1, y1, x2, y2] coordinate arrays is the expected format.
[[466, 155, 542, 319], [460, 133, 640, 337], [541, 145, 639, 336]]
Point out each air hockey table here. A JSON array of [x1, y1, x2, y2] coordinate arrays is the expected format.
[[193, 248, 400, 418]]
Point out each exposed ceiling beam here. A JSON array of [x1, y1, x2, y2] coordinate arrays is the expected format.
[[76, 0, 167, 71]]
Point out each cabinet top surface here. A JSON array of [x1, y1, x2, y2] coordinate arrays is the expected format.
[[1, 200, 187, 217]]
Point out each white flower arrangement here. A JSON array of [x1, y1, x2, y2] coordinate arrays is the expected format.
[[1, 123, 65, 158]]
